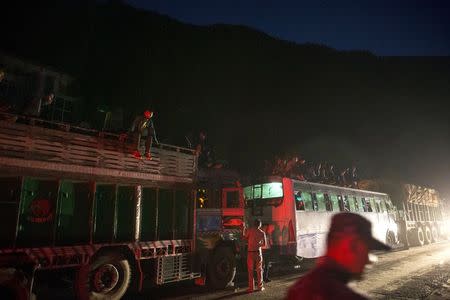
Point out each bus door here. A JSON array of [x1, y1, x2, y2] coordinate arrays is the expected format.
[[221, 187, 244, 228]]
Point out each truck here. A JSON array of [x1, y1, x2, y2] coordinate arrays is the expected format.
[[194, 168, 245, 289], [359, 180, 449, 247], [0, 112, 240, 299]]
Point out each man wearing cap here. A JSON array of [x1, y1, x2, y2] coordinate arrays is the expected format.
[[129, 110, 159, 159], [287, 212, 390, 300]]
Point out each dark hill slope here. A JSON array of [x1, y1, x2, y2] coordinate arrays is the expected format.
[[2, 1, 450, 183]]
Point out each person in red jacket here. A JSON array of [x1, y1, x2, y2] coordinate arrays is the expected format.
[[244, 218, 266, 293], [287, 212, 391, 300]]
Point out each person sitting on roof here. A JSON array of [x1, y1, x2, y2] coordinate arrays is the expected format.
[[129, 109, 159, 159], [195, 130, 223, 169]]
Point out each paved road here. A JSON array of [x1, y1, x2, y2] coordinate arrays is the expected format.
[[145, 241, 450, 300]]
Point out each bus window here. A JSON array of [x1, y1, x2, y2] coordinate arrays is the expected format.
[[365, 198, 373, 212], [93, 184, 115, 243], [295, 191, 312, 211], [254, 185, 262, 199], [56, 181, 91, 245], [0, 177, 21, 248], [338, 195, 349, 212], [370, 198, 377, 212], [361, 197, 368, 212], [295, 191, 305, 211], [302, 192, 313, 211], [262, 182, 283, 199], [141, 187, 157, 241], [244, 186, 253, 200], [116, 186, 136, 242], [374, 200, 381, 213], [353, 197, 360, 212], [330, 194, 340, 212], [380, 199, 387, 212], [315, 193, 327, 211], [324, 193, 333, 211], [17, 178, 58, 247], [311, 193, 319, 211], [346, 195, 356, 212]]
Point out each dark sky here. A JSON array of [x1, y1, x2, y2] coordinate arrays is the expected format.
[[126, 0, 450, 56]]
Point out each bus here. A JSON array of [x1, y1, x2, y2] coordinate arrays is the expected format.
[[244, 177, 398, 260]]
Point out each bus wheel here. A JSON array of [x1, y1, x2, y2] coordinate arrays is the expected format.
[[431, 226, 439, 243], [206, 247, 236, 290], [424, 226, 432, 244], [75, 253, 131, 300]]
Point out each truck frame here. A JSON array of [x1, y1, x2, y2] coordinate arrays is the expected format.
[[0, 113, 201, 299]]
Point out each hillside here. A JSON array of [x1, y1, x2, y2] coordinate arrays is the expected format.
[[2, 0, 450, 190]]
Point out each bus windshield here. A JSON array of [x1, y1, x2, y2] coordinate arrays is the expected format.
[[244, 182, 283, 206]]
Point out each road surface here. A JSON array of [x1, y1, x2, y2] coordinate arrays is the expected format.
[[143, 241, 450, 300]]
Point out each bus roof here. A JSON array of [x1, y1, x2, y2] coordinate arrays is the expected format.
[[257, 176, 390, 197]]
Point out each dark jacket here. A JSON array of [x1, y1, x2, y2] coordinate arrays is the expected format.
[[287, 258, 367, 300], [130, 115, 156, 137]]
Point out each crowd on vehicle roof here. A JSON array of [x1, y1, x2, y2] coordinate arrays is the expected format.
[[266, 154, 359, 188]]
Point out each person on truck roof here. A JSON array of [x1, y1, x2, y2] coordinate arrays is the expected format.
[[129, 109, 159, 159], [287, 212, 391, 300]]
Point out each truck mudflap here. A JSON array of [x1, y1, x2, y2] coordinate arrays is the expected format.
[[156, 254, 200, 285]]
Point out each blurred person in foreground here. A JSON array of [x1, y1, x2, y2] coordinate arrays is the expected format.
[[287, 212, 391, 300]]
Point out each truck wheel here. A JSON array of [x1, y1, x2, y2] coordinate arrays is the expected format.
[[386, 231, 396, 246], [206, 247, 236, 290], [75, 253, 131, 300], [414, 227, 425, 246], [431, 226, 439, 243], [424, 226, 432, 244]]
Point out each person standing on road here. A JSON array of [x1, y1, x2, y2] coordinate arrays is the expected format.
[[287, 212, 391, 300], [244, 218, 266, 293]]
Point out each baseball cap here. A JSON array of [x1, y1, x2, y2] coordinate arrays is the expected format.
[[327, 212, 391, 251]]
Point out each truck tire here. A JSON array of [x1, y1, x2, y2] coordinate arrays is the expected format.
[[386, 231, 396, 246], [424, 226, 432, 244], [206, 247, 236, 290], [409, 227, 425, 247], [75, 253, 131, 300], [431, 226, 439, 243]]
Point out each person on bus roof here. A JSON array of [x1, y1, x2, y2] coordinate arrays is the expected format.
[[244, 218, 267, 293], [287, 212, 391, 300], [129, 110, 159, 159]]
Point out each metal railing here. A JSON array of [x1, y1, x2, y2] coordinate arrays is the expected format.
[[0, 112, 197, 183]]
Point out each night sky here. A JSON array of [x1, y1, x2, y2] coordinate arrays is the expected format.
[[126, 0, 450, 56]]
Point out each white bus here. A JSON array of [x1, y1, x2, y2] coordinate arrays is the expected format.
[[244, 177, 398, 259]]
